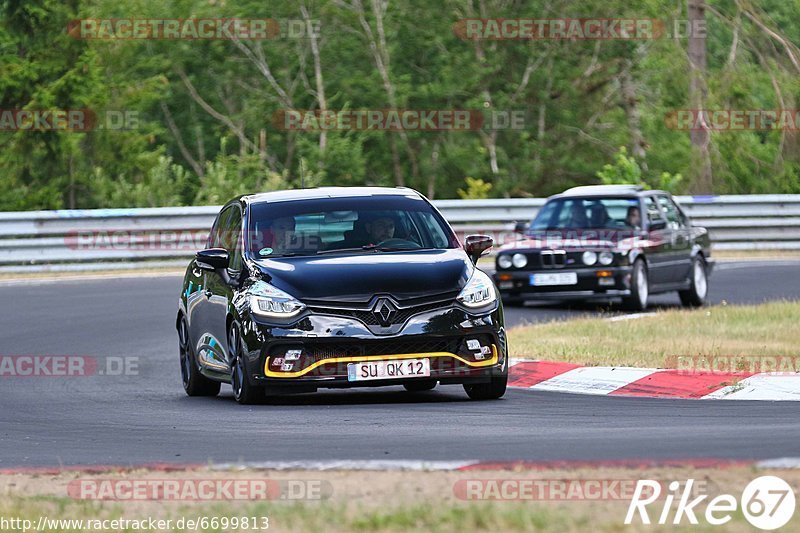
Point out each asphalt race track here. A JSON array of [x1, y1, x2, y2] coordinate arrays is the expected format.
[[1, 260, 799, 468]]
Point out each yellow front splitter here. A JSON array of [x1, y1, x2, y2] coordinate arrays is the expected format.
[[264, 344, 498, 378]]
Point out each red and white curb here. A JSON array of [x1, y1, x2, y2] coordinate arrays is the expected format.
[[509, 360, 800, 400]]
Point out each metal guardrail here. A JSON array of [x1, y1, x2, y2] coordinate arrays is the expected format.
[[1, 195, 799, 271]]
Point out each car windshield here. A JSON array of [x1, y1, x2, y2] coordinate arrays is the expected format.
[[247, 195, 458, 258], [529, 197, 642, 231]]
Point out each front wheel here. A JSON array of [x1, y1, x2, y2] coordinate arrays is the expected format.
[[463, 372, 507, 400], [178, 318, 220, 397], [403, 380, 437, 392], [500, 294, 525, 307], [679, 256, 708, 307], [229, 325, 265, 405], [621, 259, 649, 311]]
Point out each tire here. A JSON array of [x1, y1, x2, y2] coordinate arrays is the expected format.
[[679, 256, 708, 307], [229, 324, 265, 405], [403, 380, 437, 392], [622, 259, 649, 311], [500, 294, 525, 307], [178, 317, 220, 397], [463, 372, 507, 400]]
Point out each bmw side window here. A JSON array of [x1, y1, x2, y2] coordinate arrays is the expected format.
[[645, 197, 664, 226], [657, 196, 684, 229]]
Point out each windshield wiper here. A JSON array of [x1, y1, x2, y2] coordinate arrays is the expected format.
[[260, 251, 315, 258], [316, 244, 431, 255], [316, 245, 378, 255]]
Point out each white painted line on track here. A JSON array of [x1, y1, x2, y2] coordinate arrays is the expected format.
[[757, 458, 800, 469], [211, 460, 479, 472], [0, 271, 183, 286], [606, 312, 656, 322]]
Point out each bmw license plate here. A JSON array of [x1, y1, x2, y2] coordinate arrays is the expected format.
[[530, 272, 578, 286], [347, 358, 430, 382]]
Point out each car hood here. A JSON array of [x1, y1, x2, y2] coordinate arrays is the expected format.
[[251, 248, 471, 302]]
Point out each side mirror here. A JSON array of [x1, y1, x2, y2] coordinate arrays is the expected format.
[[648, 220, 667, 231], [196, 248, 229, 271], [513, 221, 529, 234], [464, 234, 493, 263]]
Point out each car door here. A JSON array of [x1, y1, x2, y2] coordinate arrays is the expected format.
[[642, 195, 673, 286], [187, 208, 227, 358], [657, 194, 692, 282], [202, 204, 245, 374]]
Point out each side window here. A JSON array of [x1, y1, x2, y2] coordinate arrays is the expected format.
[[208, 207, 234, 248], [657, 196, 685, 229], [644, 197, 664, 226], [222, 207, 243, 271], [212, 205, 243, 271]]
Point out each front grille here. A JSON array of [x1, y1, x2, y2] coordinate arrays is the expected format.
[[305, 338, 461, 361], [540, 250, 567, 268], [307, 299, 453, 326], [265, 334, 497, 377]]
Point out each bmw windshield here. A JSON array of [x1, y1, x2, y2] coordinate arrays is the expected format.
[[247, 195, 458, 258], [529, 197, 643, 232]]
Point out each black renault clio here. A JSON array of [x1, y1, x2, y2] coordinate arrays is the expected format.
[[177, 187, 507, 404]]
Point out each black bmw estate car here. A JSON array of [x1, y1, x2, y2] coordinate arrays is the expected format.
[[494, 185, 713, 310], [177, 187, 507, 404]]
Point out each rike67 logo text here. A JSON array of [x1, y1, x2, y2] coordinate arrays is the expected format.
[[626, 476, 795, 530]]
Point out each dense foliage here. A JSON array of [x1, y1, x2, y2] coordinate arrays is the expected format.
[[1, 0, 799, 210]]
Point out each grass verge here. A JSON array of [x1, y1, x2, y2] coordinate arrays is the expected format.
[[508, 300, 800, 368], [1, 467, 796, 532]]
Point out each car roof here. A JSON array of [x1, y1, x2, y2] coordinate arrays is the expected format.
[[552, 185, 667, 199], [241, 186, 423, 205]]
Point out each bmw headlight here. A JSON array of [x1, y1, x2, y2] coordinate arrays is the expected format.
[[582, 251, 598, 266], [497, 254, 513, 269], [457, 269, 497, 308], [512, 253, 528, 268], [598, 251, 614, 265], [247, 280, 306, 318]]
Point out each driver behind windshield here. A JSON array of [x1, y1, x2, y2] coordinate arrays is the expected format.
[[365, 215, 396, 245]]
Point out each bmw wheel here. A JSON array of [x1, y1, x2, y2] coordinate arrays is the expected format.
[[679, 256, 708, 307], [622, 259, 649, 311]]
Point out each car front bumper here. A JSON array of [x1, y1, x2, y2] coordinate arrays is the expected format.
[[493, 265, 634, 299], [240, 304, 507, 391]]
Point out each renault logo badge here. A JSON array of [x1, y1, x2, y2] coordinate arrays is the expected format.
[[372, 298, 398, 326]]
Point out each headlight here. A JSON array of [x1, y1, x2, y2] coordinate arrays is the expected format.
[[457, 269, 497, 308], [512, 253, 528, 268], [497, 254, 513, 269], [247, 281, 306, 318], [582, 251, 597, 265], [598, 251, 614, 265]]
